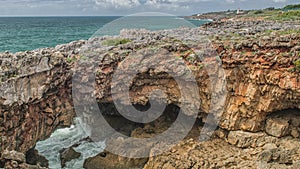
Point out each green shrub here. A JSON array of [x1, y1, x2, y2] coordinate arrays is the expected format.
[[102, 38, 132, 46], [67, 57, 77, 63], [265, 7, 275, 11], [264, 29, 274, 34], [283, 4, 300, 10], [254, 10, 264, 14], [294, 59, 300, 70], [270, 10, 300, 21]]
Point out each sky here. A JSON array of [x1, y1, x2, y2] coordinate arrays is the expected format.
[[0, 0, 299, 16]]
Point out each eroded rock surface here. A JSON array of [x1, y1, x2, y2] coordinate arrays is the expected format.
[[0, 20, 299, 168], [1, 150, 48, 169], [83, 150, 148, 169], [144, 134, 300, 169], [0, 44, 80, 153]]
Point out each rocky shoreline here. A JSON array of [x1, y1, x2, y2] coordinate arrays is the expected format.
[[0, 19, 300, 169]]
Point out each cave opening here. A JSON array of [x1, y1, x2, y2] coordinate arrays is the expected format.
[[98, 102, 203, 139]]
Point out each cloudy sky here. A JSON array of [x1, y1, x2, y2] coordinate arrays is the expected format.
[[0, 0, 298, 16]]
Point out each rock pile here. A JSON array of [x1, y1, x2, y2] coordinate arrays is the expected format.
[[1, 150, 48, 169]]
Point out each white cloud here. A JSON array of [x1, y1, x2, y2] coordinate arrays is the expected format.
[[0, 0, 295, 16], [143, 0, 198, 10], [272, 0, 287, 2], [94, 0, 141, 8], [86, 0, 194, 11], [225, 0, 235, 3]]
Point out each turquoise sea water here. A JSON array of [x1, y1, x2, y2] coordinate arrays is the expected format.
[[0, 16, 208, 53], [0, 16, 119, 53]]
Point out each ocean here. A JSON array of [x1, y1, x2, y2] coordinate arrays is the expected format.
[[0, 16, 209, 53], [0, 16, 209, 169], [0, 16, 119, 53]]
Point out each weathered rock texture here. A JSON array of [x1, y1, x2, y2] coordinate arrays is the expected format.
[[0, 41, 86, 153], [0, 20, 299, 168], [73, 27, 300, 133], [1, 150, 48, 169], [216, 33, 300, 131], [144, 130, 300, 169]]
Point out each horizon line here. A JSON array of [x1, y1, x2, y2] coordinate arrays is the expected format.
[[0, 15, 124, 17], [0, 15, 189, 17]]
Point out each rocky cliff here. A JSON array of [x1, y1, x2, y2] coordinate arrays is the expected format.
[[0, 20, 299, 168], [0, 43, 85, 153]]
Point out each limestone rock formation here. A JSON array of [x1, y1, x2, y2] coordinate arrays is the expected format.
[[0, 41, 87, 153], [0, 20, 299, 168]]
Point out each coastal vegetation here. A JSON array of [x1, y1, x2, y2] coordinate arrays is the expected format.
[[294, 59, 300, 71], [190, 3, 300, 21], [66, 57, 77, 63], [268, 10, 300, 21], [243, 9, 300, 21], [102, 38, 132, 46], [283, 4, 300, 10], [264, 28, 300, 35]]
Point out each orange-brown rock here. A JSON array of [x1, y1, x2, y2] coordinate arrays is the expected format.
[[0, 26, 299, 164]]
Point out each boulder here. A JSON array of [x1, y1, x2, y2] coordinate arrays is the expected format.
[[258, 150, 273, 163], [227, 131, 265, 148], [258, 148, 293, 165], [265, 118, 290, 138], [263, 143, 277, 151], [25, 148, 49, 167], [1, 150, 26, 163], [59, 147, 81, 168], [277, 150, 292, 164]]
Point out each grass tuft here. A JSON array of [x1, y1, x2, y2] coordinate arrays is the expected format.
[[102, 38, 132, 46], [268, 10, 300, 21]]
